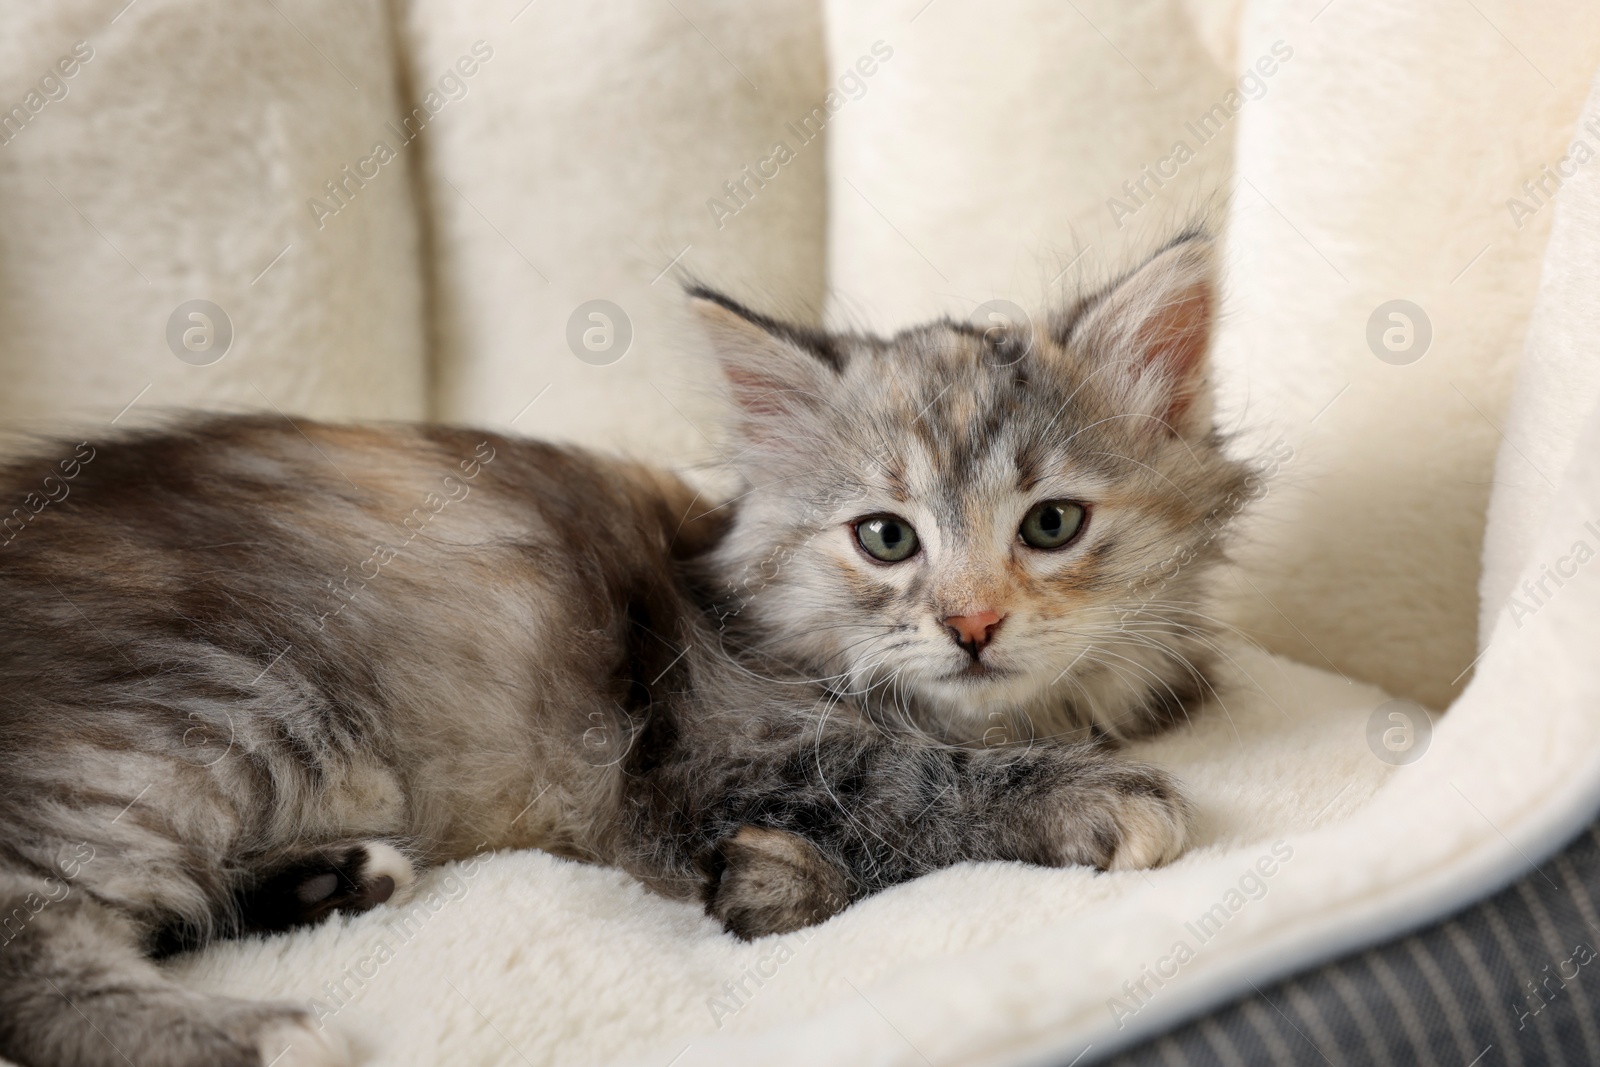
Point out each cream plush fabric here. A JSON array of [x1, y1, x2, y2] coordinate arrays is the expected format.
[[0, 0, 429, 428], [163, 645, 1389, 1066], [1479, 67, 1600, 645], [6, 1, 1600, 1065], [399, 0, 830, 462], [1209, 0, 1600, 712]]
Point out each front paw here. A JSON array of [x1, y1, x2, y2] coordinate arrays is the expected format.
[[707, 826, 849, 939], [1046, 756, 1191, 872]]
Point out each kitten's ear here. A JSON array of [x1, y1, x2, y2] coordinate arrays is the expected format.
[[687, 287, 842, 428], [1065, 236, 1216, 437]]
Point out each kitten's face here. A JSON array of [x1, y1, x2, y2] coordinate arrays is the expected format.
[[700, 238, 1254, 738]]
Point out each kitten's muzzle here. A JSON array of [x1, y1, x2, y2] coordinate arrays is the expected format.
[[943, 610, 1004, 657]]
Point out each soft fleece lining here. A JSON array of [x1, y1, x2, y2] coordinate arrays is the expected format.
[[7, 0, 1600, 1064], [160, 401, 1600, 1067], [0, 0, 430, 427]]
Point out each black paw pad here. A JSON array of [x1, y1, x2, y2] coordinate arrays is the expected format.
[[240, 842, 411, 934]]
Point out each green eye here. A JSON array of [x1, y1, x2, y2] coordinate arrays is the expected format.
[[855, 515, 920, 563], [1020, 500, 1086, 550]]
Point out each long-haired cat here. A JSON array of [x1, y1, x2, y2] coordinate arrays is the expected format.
[[0, 235, 1249, 1067]]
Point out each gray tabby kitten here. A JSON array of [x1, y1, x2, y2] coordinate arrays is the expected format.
[[0, 235, 1248, 1067]]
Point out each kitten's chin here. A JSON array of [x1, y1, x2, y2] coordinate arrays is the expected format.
[[939, 661, 1014, 683], [912, 667, 1049, 722]]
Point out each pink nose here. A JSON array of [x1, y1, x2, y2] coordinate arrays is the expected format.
[[943, 610, 1003, 652]]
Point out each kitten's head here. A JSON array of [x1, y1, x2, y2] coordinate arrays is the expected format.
[[695, 236, 1255, 739]]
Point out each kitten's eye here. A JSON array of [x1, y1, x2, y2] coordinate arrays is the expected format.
[[1019, 500, 1086, 550], [854, 515, 920, 563]]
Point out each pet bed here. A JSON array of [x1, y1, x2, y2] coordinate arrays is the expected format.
[[3, 0, 1599, 1063]]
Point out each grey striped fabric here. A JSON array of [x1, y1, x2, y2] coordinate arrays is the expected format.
[[1106, 823, 1600, 1066]]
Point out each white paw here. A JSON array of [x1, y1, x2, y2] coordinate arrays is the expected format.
[[1107, 790, 1189, 871], [257, 1015, 352, 1067], [360, 841, 416, 903]]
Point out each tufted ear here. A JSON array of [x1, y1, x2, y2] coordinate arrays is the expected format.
[[687, 287, 844, 431], [1065, 236, 1215, 438]]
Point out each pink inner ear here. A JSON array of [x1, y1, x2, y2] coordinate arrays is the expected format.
[[1136, 282, 1212, 428], [724, 366, 792, 419]]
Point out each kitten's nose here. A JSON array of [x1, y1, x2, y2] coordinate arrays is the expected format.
[[943, 610, 1003, 655]]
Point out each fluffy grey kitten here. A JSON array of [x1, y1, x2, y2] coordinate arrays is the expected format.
[[0, 235, 1248, 1067], [704, 233, 1248, 742]]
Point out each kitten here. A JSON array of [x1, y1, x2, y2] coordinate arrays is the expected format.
[[0, 235, 1244, 1067], [703, 233, 1251, 743]]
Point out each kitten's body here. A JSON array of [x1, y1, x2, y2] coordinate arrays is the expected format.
[[0, 236, 1248, 1067]]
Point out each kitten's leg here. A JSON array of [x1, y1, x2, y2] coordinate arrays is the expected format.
[[0, 864, 348, 1067], [237, 839, 415, 934], [707, 825, 852, 937], [633, 722, 1188, 938]]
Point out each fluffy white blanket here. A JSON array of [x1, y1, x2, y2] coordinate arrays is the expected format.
[[5, 0, 1600, 1064]]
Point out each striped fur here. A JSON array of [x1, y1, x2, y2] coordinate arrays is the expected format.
[[701, 235, 1254, 743], [0, 236, 1243, 1066]]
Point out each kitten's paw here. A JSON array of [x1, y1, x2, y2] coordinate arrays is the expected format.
[[255, 1010, 352, 1067], [708, 826, 849, 940], [292, 840, 415, 917], [242, 840, 415, 933], [1050, 759, 1191, 872], [319, 841, 414, 909], [1103, 787, 1188, 871]]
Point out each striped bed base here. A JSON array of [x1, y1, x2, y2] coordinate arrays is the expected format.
[[1110, 822, 1600, 1066]]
